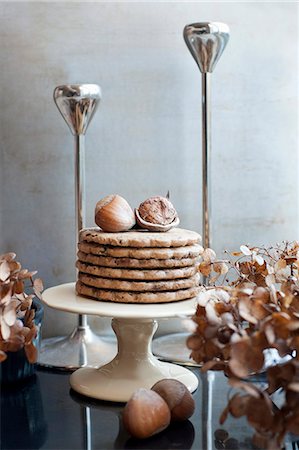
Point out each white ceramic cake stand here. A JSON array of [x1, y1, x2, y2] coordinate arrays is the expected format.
[[42, 282, 198, 402]]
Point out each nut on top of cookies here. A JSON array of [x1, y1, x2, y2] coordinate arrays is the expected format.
[[95, 194, 179, 233]]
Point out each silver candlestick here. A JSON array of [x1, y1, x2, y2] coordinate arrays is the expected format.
[[152, 23, 230, 365], [38, 84, 117, 370], [184, 22, 229, 250]]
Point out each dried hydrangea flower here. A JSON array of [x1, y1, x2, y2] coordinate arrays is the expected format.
[[0, 253, 43, 363], [191, 241, 299, 449]]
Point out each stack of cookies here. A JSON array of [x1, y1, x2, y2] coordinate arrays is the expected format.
[[76, 228, 203, 304]]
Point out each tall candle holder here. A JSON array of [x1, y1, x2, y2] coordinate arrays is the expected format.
[[38, 84, 117, 370], [153, 23, 230, 365]]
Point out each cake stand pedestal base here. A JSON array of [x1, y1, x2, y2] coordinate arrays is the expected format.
[[70, 318, 198, 402]]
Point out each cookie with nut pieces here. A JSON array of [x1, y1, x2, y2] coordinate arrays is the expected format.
[[78, 241, 203, 260], [80, 227, 201, 248], [78, 272, 200, 292], [76, 281, 200, 303], [76, 261, 198, 280], [77, 251, 200, 269]]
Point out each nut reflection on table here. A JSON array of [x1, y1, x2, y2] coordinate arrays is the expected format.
[[123, 420, 195, 449]]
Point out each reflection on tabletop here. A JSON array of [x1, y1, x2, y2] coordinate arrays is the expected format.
[[1, 375, 48, 449], [1, 368, 299, 450], [70, 388, 195, 450]]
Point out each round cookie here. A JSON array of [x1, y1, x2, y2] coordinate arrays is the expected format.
[[76, 280, 200, 304], [77, 251, 200, 269], [76, 261, 198, 280], [80, 227, 201, 248], [78, 272, 200, 292], [78, 242, 203, 260]]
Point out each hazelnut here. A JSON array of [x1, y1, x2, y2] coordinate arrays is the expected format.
[[122, 388, 171, 439], [135, 196, 179, 232], [151, 379, 195, 421], [95, 194, 135, 232]]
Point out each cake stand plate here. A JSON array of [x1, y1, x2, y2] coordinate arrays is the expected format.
[[42, 283, 198, 402]]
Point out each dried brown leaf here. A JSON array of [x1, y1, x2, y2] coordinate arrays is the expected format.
[[229, 339, 264, 377], [8, 261, 21, 273], [240, 245, 252, 256], [275, 259, 287, 271], [246, 396, 274, 430], [201, 360, 226, 372], [206, 302, 222, 326], [228, 393, 250, 418], [286, 320, 299, 331], [0, 317, 10, 340], [228, 378, 261, 398], [267, 362, 296, 394], [265, 274, 276, 287], [0, 350, 7, 362], [251, 331, 268, 351], [24, 343, 37, 363], [27, 271, 38, 278], [0, 335, 23, 352], [24, 325, 37, 343], [204, 339, 222, 359], [20, 326, 31, 338], [238, 261, 251, 275], [202, 248, 216, 262], [286, 414, 299, 435], [271, 313, 291, 339], [0, 284, 12, 304], [187, 334, 203, 351], [219, 405, 229, 425], [290, 336, 299, 353], [14, 279, 24, 295], [33, 277, 43, 294], [238, 297, 258, 324], [213, 262, 229, 275], [0, 261, 10, 281], [204, 324, 219, 339], [0, 252, 16, 262], [17, 269, 29, 279], [264, 324, 276, 345], [217, 326, 233, 344], [287, 382, 299, 393], [253, 287, 270, 302], [3, 301, 17, 326], [198, 261, 212, 277]]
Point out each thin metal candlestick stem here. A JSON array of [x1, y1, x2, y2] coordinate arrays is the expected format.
[[38, 84, 117, 370], [152, 22, 229, 364], [76, 134, 87, 330], [201, 72, 211, 250], [202, 72, 211, 285], [75, 135, 86, 240]]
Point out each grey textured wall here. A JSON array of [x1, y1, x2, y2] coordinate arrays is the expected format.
[[0, 1, 298, 337]]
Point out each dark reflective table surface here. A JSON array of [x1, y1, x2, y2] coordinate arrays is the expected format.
[[1, 368, 298, 450]]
